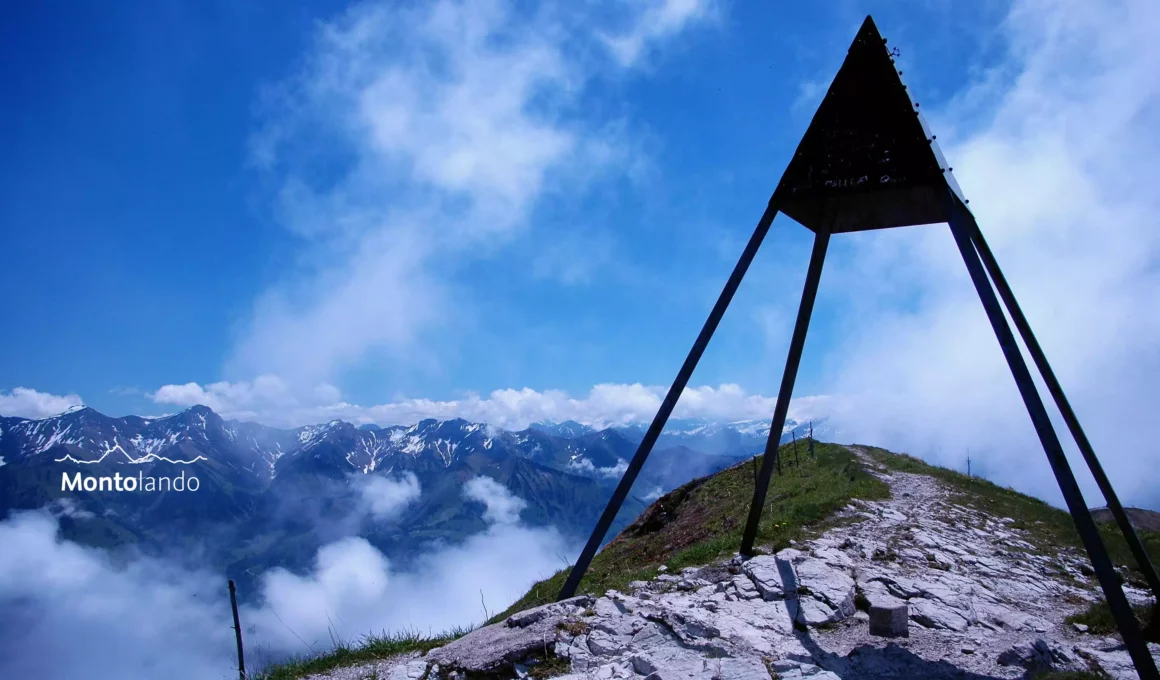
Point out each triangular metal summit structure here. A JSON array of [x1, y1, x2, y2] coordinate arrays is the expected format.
[[558, 16, 1158, 677], [776, 16, 953, 233]]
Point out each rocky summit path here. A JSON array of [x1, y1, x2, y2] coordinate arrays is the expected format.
[[306, 446, 1160, 680]]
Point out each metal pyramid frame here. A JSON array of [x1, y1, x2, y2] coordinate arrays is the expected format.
[[556, 15, 1158, 677]]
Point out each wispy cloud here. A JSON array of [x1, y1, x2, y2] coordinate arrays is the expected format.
[[149, 375, 333, 418], [530, 229, 616, 286], [149, 378, 828, 430], [601, 0, 717, 67], [232, 0, 713, 387], [464, 475, 527, 524], [8, 377, 827, 435], [355, 472, 421, 520]]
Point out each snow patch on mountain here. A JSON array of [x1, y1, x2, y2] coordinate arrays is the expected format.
[[0, 405, 835, 493]]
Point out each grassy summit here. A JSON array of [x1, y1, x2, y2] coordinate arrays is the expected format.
[[496, 441, 888, 619]]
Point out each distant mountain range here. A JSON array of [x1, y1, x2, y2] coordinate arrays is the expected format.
[[0, 405, 832, 592]]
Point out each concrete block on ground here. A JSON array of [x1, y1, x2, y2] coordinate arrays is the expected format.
[[868, 595, 909, 638]]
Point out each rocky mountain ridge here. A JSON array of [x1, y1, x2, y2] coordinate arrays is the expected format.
[[294, 446, 1160, 680], [0, 405, 829, 595]]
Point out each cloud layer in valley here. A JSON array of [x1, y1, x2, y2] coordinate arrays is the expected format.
[[0, 476, 572, 680]]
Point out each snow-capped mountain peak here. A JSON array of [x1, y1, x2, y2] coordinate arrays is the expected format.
[[0, 403, 834, 488]]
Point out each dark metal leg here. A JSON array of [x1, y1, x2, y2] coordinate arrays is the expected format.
[[967, 215, 1160, 601], [740, 227, 830, 557], [556, 198, 784, 601], [947, 200, 1159, 679]]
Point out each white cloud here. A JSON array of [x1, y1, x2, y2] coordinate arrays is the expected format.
[[569, 456, 630, 479], [464, 475, 527, 524], [0, 511, 235, 679], [0, 387, 83, 419], [355, 472, 422, 520], [149, 378, 827, 431], [816, 0, 1160, 508], [602, 0, 716, 67], [149, 375, 304, 416], [0, 479, 573, 678], [232, 0, 711, 385], [243, 476, 569, 655]]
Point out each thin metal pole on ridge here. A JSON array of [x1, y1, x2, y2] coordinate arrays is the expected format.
[[947, 196, 1158, 679], [555, 196, 783, 601], [967, 219, 1160, 602], [228, 579, 247, 680]]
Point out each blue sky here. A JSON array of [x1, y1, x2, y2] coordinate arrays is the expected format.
[[1, 0, 1001, 410], [3, 0, 1159, 506]]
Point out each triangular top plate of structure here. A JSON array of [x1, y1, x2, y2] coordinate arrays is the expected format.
[[775, 15, 953, 233]]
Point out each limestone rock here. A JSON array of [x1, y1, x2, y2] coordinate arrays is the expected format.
[[740, 555, 792, 600], [629, 654, 657, 675], [731, 573, 762, 601], [587, 629, 622, 656], [506, 595, 594, 629], [430, 596, 592, 673], [795, 557, 855, 618], [796, 597, 841, 626], [385, 659, 428, 680], [997, 638, 1084, 673], [909, 598, 970, 632]]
